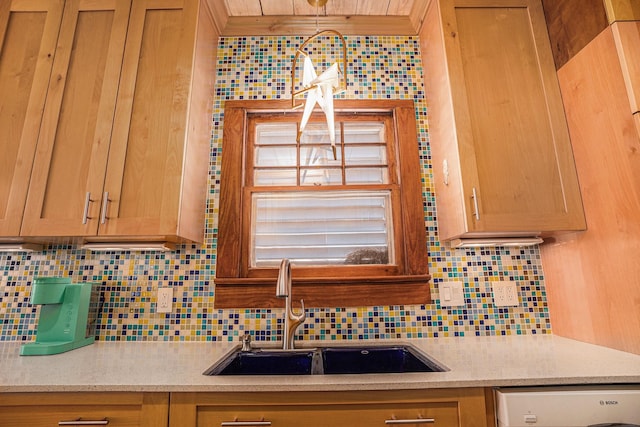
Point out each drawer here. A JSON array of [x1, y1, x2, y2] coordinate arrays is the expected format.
[[0, 392, 169, 427], [198, 401, 459, 427]]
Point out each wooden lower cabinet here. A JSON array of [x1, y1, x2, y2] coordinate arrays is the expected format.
[[0, 392, 169, 427], [169, 388, 494, 427], [0, 388, 494, 427]]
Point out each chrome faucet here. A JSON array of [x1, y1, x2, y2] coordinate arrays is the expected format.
[[275, 259, 305, 349]]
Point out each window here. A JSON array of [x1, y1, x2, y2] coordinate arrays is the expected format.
[[215, 100, 430, 308]]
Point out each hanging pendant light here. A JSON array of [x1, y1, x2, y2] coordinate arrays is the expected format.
[[291, 0, 347, 160]]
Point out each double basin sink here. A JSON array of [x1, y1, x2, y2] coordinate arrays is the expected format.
[[204, 344, 447, 376]]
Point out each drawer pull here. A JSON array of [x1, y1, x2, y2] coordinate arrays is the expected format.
[[221, 422, 271, 426], [471, 187, 480, 221], [100, 191, 109, 224], [58, 418, 109, 425], [385, 417, 435, 425], [82, 192, 93, 224]]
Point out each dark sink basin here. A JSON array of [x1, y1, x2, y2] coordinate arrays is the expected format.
[[203, 349, 318, 375], [204, 344, 446, 376], [320, 345, 444, 374]]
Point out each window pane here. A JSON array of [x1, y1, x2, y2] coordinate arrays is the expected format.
[[256, 123, 297, 145], [344, 144, 387, 166], [299, 123, 341, 145], [300, 145, 341, 166], [345, 167, 389, 184], [343, 122, 385, 143], [252, 191, 394, 267], [254, 169, 297, 186], [255, 145, 297, 167], [300, 168, 342, 186]]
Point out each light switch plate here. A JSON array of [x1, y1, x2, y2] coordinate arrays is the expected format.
[[157, 287, 173, 313], [492, 281, 519, 307], [440, 281, 465, 307]]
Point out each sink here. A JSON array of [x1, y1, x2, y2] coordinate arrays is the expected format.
[[320, 345, 444, 374], [204, 349, 318, 375], [204, 344, 446, 376]]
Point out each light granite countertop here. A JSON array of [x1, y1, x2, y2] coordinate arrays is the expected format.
[[1, 335, 639, 393]]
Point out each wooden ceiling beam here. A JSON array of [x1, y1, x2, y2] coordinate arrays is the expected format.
[[221, 15, 420, 36]]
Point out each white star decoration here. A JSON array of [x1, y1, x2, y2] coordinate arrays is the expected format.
[[297, 54, 341, 159]]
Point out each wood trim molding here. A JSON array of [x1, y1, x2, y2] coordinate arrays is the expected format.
[[215, 99, 431, 308], [214, 280, 431, 309], [206, 1, 432, 36], [222, 15, 419, 36]]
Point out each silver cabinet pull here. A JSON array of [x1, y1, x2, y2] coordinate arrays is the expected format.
[[100, 191, 109, 224], [221, 422, 271, 426], [471, 187, 480, 221], [385, 418, 435, 424], [58, 422, 108, 426], [82, 192, 93, 224]]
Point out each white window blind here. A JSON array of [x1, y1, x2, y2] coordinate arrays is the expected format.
[[251, 191, 394, 267]]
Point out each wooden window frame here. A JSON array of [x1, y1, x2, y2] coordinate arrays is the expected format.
[[215, 99, 430, 308]]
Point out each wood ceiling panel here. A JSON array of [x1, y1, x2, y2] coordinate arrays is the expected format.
[[357, 0, 391, 15], [293, 0, 326, 15], [388, 0, 414, 15], [225, 0, 263, 16], [325, 0, 358, 15], [224, 0, 419, 17], [220, 0, 426, 35], [261, 0, 295, 15]]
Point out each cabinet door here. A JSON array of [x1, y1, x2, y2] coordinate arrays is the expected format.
[[423, 0, 586, 240], [20, 0, 131, 237], [101, 0, 198, 237], [0, 0, 64, 236]]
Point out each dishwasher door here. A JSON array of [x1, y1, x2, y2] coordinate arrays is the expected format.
[[495, 385, 640, 427]]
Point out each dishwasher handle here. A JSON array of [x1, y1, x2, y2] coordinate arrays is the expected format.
[[588, 424, 640, 427]]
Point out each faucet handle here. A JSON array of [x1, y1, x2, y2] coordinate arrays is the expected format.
[[291, 299, 306, 322], [240, 331, 252, 352]]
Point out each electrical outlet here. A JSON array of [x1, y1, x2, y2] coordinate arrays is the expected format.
[[157, 287, 173, 313], [440, 281, 465, 307], [492, 281, 519, 307]]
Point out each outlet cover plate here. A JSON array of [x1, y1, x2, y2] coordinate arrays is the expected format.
[[157, 287, 173, 313], [492, 281, 519, 307]]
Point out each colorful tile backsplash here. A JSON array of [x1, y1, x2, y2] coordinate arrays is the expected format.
[[0, 36, 550, 343]]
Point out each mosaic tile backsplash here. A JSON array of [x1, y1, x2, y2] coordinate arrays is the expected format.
[[0, 36, 550, 343]]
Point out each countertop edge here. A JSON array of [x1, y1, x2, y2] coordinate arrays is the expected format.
[[3, 375, 640, 394]]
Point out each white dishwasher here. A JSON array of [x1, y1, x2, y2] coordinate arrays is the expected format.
[[495, 385, 640, 427]]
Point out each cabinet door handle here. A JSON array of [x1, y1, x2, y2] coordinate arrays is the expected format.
[[82, 192, 93, 224], [385, 418, 435, 425], [59, 419, 109, 425], [100, 192, 109, 224], [221, 422, 271, 426], [471, 187, 480, 221]]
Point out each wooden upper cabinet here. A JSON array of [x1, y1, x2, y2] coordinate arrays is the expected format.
[[21, 0, 131, 237], [420, 0, 586, 242], [20, 0, 215, 243], [0, 0, 64, 236]]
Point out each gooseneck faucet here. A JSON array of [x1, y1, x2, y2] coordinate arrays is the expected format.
[[276, 259, 306, 349]]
